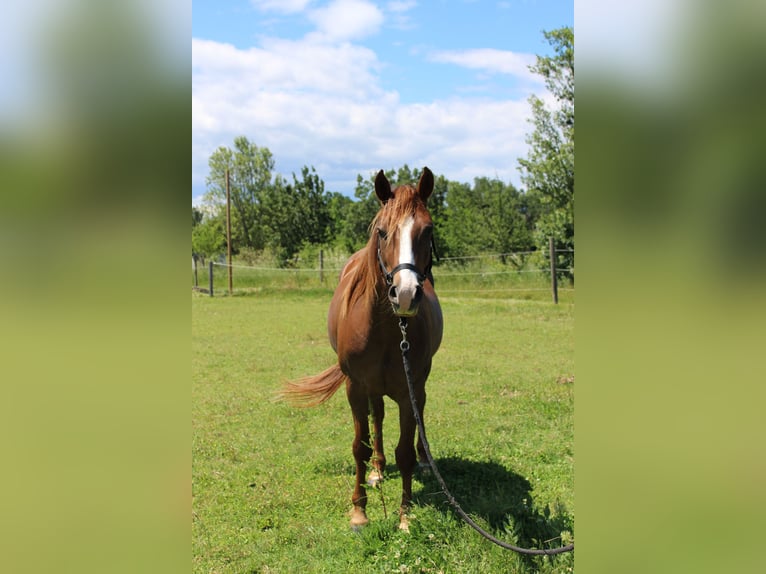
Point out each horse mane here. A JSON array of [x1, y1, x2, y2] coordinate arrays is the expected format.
[[339, 184, 424, 319]]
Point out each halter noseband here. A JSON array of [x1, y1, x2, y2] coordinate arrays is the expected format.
[[376, 231, 436, 287]]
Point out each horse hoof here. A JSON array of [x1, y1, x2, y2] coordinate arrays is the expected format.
[[398, 515, 410, 532], [366, 469, 384, 488], [349, 509, 369, 530]]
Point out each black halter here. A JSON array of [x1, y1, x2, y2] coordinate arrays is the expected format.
[[376, 231, 437, 287]]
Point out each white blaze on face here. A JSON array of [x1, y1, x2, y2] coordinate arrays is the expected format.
[[396, 216, 420, 311]]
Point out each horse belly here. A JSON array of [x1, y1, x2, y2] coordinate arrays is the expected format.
[[338, 335, 390, 394], [424, 290, 444, 355]]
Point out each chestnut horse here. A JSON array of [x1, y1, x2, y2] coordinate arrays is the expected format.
[[283, 168, 443, 530]]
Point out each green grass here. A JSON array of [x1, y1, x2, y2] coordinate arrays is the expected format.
[[193, 290, 574, 573]]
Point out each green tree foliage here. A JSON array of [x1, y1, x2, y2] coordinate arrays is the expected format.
[[439, 177, 533, 260], [261, 166, 333, 261], [325, 191, 354, 249], [336, 172, 385, 252], [335, 165, 451, 254], [430, 174, 449, 243], [204, 136, 275, 251], [475, 177, 535, 257], [192, 206, 203, 228], [440, 180, 490, 257], [195, 142, 547, 266], [203, 137, 340, 263], [518, 26, 574, 283], [192, 209, 225, 260]]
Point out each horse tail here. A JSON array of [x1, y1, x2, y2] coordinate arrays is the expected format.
[[280, 364, 347, 407]]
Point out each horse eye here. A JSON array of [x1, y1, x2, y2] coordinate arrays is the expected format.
[[378, 228, 388, 240]]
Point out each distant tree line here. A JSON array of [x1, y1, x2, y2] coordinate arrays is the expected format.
[[193, 152, 540, 258], [192, 27, 573, 282]]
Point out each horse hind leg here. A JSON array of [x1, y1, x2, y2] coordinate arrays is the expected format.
[[367, 395, 386, 488]]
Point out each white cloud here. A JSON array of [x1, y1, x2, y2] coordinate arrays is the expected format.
[[385, 0, 417, 30], [192, 36, 382, 100], [250, 0, 314, 13], [307, 0, 384, 42], [193, 34, 536, 195], [387, 0, 417, 12], [192, 34, 390, 191], [193, 0, 553, 198], [429, 48, 540, 84]]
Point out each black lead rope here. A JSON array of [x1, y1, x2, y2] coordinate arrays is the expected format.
[[398, 317, 574, 556]]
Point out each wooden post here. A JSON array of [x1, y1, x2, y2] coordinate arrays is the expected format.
[[225, 169, 233, 295], [209, 261, 214, 297], [549, 237, 558, 304], [319, 249, 324, 285], [193, 255, 198, 287]]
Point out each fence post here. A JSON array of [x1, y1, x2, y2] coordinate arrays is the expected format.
[[193, 256, 198, 288], [549, 237, 558, 304], [209, 261, 214, 297], [226, 170, 233, 296], [319, 249, 324, 285]]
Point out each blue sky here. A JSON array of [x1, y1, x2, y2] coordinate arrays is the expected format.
[[192, 0, 573, 202]]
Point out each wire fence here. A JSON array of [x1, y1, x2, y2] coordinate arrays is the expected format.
[[192, 246, 574, 303]]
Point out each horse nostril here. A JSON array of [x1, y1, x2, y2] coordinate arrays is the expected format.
[[413, 285, 423, 305], [388, 285, 398, 302]]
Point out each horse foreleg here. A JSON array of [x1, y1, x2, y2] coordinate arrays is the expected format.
[[347, 385, 372, 529], [367, 395, 386, 488], [395, 397, 420, 532]]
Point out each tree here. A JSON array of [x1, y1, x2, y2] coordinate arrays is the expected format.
[[337, 165, 446, 253], [325, 191, 354, 249], [344, 172, 384, 251], [476, 177, 534, 261], [291, 165, 331, 246], [260, 166, 332, 262], [438, 177, 531, 259], [192, 211, 226, 260], [429, 174, 448, 232], [518, 27, 574, 283], [204, 136, 275, 251], [439, 180, 491, 257]]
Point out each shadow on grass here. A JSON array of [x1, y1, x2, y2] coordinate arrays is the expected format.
[[412, 457, 573, 554], [311, 455, 573, 557]]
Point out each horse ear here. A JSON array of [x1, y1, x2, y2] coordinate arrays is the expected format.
[[374, 169, 393, 204], [418, 167, 434, 200]]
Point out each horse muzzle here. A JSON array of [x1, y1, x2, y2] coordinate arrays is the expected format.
[[388, 280, 424, 317], [378, 243, 429, 316]]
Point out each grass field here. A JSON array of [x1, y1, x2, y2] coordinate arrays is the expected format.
[[192, 289, 574, 573]]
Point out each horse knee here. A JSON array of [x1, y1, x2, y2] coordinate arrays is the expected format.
[[353, 440, 372, 462]]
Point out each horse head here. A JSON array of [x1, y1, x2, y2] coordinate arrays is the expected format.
[[373, 167, 435, 317]]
